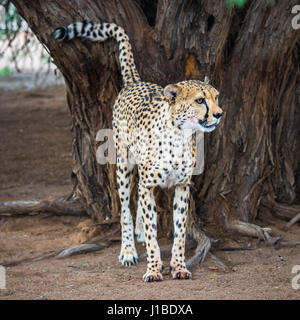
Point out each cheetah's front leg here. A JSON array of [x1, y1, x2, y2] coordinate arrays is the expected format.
[[138, 184, 163, 282], [170, 184, 192, 280]]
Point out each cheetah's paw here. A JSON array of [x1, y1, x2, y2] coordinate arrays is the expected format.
[[119, 248, 139, 267], [142, 270, 163, 282], [170, 266, 192, 280]]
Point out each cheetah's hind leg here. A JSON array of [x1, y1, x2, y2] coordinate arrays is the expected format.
[[117, 157, 139, 266]]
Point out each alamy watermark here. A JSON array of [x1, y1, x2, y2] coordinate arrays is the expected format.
[[0, 265, 5, 290], [291, 265, 300, 290], [95, 128, 205, 175], [292, 5, 300, 30]]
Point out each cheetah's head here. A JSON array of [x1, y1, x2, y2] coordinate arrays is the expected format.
[[164, 78, 223, 133]]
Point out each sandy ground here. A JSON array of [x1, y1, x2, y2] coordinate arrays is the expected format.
[[0, 85, 299, 300]]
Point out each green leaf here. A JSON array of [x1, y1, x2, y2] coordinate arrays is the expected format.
[[226, 0, 247, 7], [0, 66, 11, 77]]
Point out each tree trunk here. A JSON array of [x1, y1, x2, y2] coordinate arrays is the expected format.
[[11, 0, 300, 242]]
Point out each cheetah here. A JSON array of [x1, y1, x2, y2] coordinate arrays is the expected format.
[[54, 21, 223, 282]]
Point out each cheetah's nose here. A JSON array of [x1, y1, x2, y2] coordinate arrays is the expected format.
[[214, 112, 223, 119]]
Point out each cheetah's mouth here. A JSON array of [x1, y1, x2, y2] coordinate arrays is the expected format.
[[198, 120, 217, 132], [181, 117, 218, 132], [200, 124, 216, 132]]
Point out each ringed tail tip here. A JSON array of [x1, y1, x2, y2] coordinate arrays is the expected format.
[[54, 27, 67, 41]]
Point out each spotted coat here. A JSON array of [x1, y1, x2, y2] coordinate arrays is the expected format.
[[54, 21, 223, 282]]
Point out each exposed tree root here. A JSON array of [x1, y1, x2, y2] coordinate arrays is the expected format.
[[275, 241, 300, 249], [283, 213, 300, 232], [1, 252, 58, 267], [185, 198, 213, 269], [261, 197, 300, 221], [0, 241, 111, 267], [186, 232, 211, 269], [219, 211, 281, 245], [56, 242, 110, 259], [0, 198, 87, 217], [216, 247, 255, 251]]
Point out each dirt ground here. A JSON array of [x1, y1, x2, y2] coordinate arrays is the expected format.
[[0, 85, 299, 300]]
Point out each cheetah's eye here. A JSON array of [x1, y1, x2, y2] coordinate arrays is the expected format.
[[195, 98, 205, 105]]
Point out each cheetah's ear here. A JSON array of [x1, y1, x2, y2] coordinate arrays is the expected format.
[[202, 76, 210, 83], [164, 84, 178, 102]]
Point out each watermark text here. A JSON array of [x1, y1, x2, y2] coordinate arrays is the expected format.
[[292, 5, 300, 30], [292, 265, 300, 290], [0, 265, 6, 290]]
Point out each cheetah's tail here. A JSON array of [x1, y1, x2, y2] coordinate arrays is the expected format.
[[54, 22, 141, 86]]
